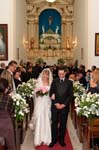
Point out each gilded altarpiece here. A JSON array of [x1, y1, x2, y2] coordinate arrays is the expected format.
[[26, 0, 74, 64]]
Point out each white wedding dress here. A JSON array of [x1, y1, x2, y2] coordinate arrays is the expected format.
[[31, 85, 52, 146]]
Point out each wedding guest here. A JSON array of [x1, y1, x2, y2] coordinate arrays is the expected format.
[[23, 66, 34, 82], [91, 65, 97, 72], [88, 69, 99, 148], [85, 69, 91, 90], [69, 73, 76, 83], [1, 60, 17, 93], [14, 67, 22, 88], [88, 69, 99, 94], [0, 78, 15, 150], [0, 63, 6, 76]]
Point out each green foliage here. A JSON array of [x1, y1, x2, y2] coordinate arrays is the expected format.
[[36, 58, 44, 64], [57, 58, 65, 65]]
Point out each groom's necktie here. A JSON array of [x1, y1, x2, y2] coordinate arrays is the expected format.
[[60, 79, 64, 83]]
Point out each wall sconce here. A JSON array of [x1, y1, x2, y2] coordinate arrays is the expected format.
[[66, 37, 77, 50], [23, 40, 29, 49], [72, 40, 77, 48]]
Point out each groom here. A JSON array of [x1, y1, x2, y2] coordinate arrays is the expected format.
[[49, 67, 73, 147]]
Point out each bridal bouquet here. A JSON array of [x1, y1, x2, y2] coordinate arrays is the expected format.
[[35, 86, 49, 97], [73, 81, 86, 97], [75, 92, 99, 118], [12, 93, 29, 122]]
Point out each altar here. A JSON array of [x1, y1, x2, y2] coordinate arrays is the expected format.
[[27, 48, 74, 65]]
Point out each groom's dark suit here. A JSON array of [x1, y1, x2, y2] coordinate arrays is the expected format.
[[50, 77, 73, 144]]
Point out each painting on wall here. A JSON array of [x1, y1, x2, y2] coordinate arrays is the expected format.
[[0, 24, 8, 60], [95, 33, 99, 56]]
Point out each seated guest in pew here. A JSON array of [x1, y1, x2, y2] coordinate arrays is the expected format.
[[0, 78, 16, 150], [88, 69, 99, 148], [88, 68, 99, 94], [69, 73, 76, 83]]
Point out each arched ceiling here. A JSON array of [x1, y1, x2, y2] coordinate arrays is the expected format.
[[26, 0, 75, 5]]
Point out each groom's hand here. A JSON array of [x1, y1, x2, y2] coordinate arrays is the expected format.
[[54, 103, 61, 109], [60, 104, 65, 109], [55, 103, 65, 109]]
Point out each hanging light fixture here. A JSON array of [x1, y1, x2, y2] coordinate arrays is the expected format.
[[46, 0, 56, 3]]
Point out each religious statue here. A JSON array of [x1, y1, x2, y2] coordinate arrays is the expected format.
[[42, 25, 45, 34], [66, 37, 71, 50], [48, 16, 53, 25], [55, 26, 59, 34]]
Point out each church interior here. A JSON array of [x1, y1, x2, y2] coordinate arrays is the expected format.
[[0, 0, 99, 150]]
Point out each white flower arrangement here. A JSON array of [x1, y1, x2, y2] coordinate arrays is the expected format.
[[75, 92, 99, 118], [27, 78, 37, 88], [12, 93, 29, 122], [73, 81, 86, 97], [17, 80, 36, 99]]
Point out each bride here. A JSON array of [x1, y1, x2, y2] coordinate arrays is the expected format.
[[30, 68, 53, 146]]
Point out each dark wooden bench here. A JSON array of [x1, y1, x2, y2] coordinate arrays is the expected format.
[[70, 100, 77, 129], [83, 118, 99, 150]]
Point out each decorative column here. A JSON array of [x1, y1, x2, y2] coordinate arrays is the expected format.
[[34, 18, 39, 49], [61, 19, 66, 50]]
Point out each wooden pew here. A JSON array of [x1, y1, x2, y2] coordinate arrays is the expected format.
[[0, 145, 4, 150], [76, 116, 86, 142], [0, 137, 5, 150], [82, 118, 99, 150], [70, 100, 77, 129]]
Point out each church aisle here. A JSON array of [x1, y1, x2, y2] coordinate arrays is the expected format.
[[21, 114, 82, 150], [21, 129, 35, 150], [67, 114, 82, 150]]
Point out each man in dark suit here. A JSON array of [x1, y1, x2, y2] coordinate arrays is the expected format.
[[49, 67, 73, 147]]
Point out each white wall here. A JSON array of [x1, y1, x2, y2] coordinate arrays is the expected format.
[[74, 0, 88, 68], [87, 0, 99, 68], [16, 0, 27, 62], [0, 0, 15, 64], [74, 0, 99, 69], [0, 0, 27, 65]]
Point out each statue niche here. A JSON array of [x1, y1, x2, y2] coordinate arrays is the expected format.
[[39, 9, 61, 50]]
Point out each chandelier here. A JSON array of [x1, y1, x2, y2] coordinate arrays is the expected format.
[[46, 0, 56, 2]]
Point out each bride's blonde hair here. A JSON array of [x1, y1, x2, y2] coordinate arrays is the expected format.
[[38, 68, 53, 85]]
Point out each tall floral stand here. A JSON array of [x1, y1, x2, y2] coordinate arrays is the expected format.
[[15, 121, 23, 150], [26, 97, 34, 120]]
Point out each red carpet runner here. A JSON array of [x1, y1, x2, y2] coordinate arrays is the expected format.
[[35, 131, 73, 150]]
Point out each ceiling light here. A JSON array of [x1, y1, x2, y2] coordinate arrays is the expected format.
[[46, 0, 56, 3]]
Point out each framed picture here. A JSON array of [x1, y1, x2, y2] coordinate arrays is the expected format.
[[95, 33, 99, 56], [0, 24, 8, 60]]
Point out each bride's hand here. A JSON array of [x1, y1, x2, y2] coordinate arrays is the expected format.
[[51, 94, 55, 100]]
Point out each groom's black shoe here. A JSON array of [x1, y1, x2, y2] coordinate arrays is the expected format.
[[48, 142, 56, 148], [59, 141, 66, 147]]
